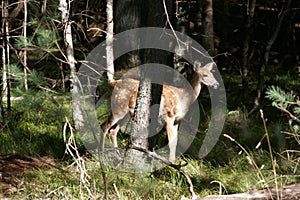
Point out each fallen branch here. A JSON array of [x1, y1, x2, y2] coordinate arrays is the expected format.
[[191, 183, 300, 200], [130, 146, 198, 199]]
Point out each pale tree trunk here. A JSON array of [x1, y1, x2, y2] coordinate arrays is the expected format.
[[23, 0, 28, 91], [241, 0, 256, 103], [201, 0, 215, 55], [2, 0, 11, 112], [59, 0, 84, 130], [41, 0, 47, 14], [106, 0, 114, 82]]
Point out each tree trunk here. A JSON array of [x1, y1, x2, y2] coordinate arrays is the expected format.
[[113, 0, 153, 168], [201, 0, 215, 55], [222, 1, 230, 51], [241, 0, 256, 104], [174, 0, 189, 76], [2, 0, 11, 112], [23, 0, 28, 91], [114, 0, 143, 69], [59, 0, 84, 131], [187, 183, 300, 200], [251, 0, 291, 114], [144, 0, 173, 150], [127, 77, 151, 169], [106, 0, 114, 82]]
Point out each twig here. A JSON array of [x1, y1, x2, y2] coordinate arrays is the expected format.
[[113, 183, 121, 199], [274, 105, 300, 123], [260, 109, 279, 200], [223, 134, 273, 197]]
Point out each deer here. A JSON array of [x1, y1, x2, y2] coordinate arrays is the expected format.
[[100, 61, 219, 162]]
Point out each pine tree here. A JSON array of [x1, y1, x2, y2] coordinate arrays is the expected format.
[[266, 86, 300, 144]]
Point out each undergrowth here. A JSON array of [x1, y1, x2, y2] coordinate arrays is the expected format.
[[0, 87, 299, 199]]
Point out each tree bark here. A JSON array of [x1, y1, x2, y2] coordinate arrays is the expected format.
[[2, 0, 11, 112], [201, 0, 215, 55], [113, 0, 143, 69], [251, 0, 291, 114], [23, 0, 28, 91], [59, 0, 84, 131], [241, 0, 256, 104], [106, 0, 114, 83], [127, 77, 151, 168]]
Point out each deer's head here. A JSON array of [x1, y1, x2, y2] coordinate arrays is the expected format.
[[193, 61, 219, 89]]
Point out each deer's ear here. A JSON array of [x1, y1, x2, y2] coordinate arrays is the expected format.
[[204, 62, 214, 71], [193, 60, 201, 72]]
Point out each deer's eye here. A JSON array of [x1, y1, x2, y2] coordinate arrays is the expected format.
[[203, 74, 209, 78]]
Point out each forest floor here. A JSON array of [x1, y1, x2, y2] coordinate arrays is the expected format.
[[1, 154, 300, 199], [0, 154, 56, 196]]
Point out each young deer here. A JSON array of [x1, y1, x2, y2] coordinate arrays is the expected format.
[[100, 61, 219, 162]]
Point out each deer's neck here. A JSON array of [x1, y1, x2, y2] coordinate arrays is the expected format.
[[190, 73, 202, 99]]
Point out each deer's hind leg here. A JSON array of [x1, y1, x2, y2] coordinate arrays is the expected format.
[[100, 108, 130, 154], [165, 117, 179, 163]]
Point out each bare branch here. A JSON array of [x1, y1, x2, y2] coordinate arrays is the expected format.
[[274, 105, 300, 123]]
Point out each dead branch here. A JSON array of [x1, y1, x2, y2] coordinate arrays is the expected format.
[[130, 146, 197, 199], [188, 183, 300, 200], [274, 105, 300, 123]]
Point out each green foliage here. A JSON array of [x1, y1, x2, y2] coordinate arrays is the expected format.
[[15, 26, 59, 51], [0, 92, 70, 157], [35, 28, 59, 49], [266, 86, 300, 144], [294, 106, 300, 119], [8, 65, 48, 96], [265, 86, 295, 109]]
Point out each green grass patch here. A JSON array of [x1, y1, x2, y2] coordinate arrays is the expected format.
[[0, 91, 72, 157]]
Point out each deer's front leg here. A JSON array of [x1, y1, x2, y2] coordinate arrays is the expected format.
[[100, 119, 111, 154], [109, 124, 120, 153], [100, 114, 117, 153], [165, 117, 179, 163]]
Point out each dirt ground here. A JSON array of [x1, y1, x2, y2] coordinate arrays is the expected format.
[[0, 154, 56, 196]]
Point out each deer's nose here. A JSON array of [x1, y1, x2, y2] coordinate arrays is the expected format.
[[213, 82, 219, 89]]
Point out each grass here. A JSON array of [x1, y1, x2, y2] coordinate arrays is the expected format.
[[0, 90, 299, 199], [2, 148, 299, 199], [0, 91, 71, 157]]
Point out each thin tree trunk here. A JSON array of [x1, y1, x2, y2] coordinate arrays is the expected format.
[[41, 0, 47, 14], [2, 0, 10, 112], [201, 0, 215, 55], [251, 0, 291, 114], [174, 0, 188, 74], [23, 0, 28, 91], [175, 0, 188, 34], [241, 0, 256, 104], [59, 62, 65, 91], [59, 0, 84, 130], [106, 0, 114, 82]]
